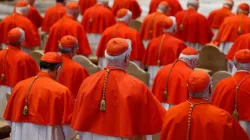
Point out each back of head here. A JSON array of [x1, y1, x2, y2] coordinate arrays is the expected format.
[[105, 38, 132, 69], [234, 49, 250, 71], [56, 0, 65, 3], [97, 0, 109, 6], [187, 0, 199, 10], [188, 70, 212, 99], [179, 47, 199, 69], [159, 16, 176, 34], [157, 1, 170, 14], [15, 0, 30, 16], [59, 35, 78, 55], [40, 52, 62, 72], [116, 8, 132, 24], [66, 2, 80, 20], [237, 3, 250, 15], [8, 27, 25, 46], [223, 0, 234, 9]]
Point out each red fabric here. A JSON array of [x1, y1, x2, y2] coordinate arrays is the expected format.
[[41, 3, 66, 32], [106, 38, 129, 56], [58, 55, 89, 99], [0, 13, 40, 48], [140, 12, 168, 40], [60, 35, 77, 48], [8, 28, 21, 43], [79, 0, 97, 15], [97, 21, 145, 61], [152, 60, 193, 104], [4, 72, 75, 125], [175, 8, 213, 44], [234, 49, 250, 63], [188, 70, 210, 93], [0, 45, 39, 88], [149, 0, 182, 16], [112, 0, 142, 19], [211, 72, 250, 121], [143, 33, 186, 66], [82, 3, 115, 34], [71, 69, 166, 136], [44, 15, 91, 56], [161, 98, 249, 140], [27, 5, 43, 28], [216, 14, 250, 43], [207, 7, 234, 29], [41, 52, 62, 63], [227, 33, 250, 60]]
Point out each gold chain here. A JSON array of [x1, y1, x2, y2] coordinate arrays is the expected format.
[[157, 34, 166, 66]]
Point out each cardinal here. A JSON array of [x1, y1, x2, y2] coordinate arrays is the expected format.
[[175, 0, 213, 51], [26, 0, 43, 28], [71, 38, 165, 140], [0, 28, 39, 119], [112, 0, 142, 19], [44, 2, 91, 56], [152, 47, 199, 110], [212, 49, 250, 138], [79, 0, 97, 15], [149, 0, 183, 16], [82, 0, 115, 56], [140, 1, 170, 48], [161, 70, 249, 140], [0, 1, 40, 53], [57, 35, 89, 99], [143, 17, 186, 89], [216, 3, 250, 55], [41, 0, 66, 33], [207, 0, 234, 40], [96, 9, 145, 69]]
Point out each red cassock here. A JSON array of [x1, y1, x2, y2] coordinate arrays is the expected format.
[[41, 3, 66, 32], [207, 7, 234, 29], [71, 69, 166, 136], [211, 72, 250, 121], [140, 11, 168, 40], [27, 5, 43, 29], [0, 13, 40, 48], [4, 72, 75, 125], [175, 8, 213, 45], [216, 13, 250, 43], [0, 45, 39, 88], [226, 33, 250, 61], [44, 15, 92, 56], [148, 0, 183, 16], [143, 33, 186, 66], [112, 0, 142, 19], [58, 54, 89, 99], [152, 60, 193, 104], [79, 0, 97, 15], [97, 21, 145, 62], [82, 3, 116, 34], [161, 98, 249, 140]]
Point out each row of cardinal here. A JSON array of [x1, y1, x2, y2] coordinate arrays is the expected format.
[[0, 0, 250, 140]]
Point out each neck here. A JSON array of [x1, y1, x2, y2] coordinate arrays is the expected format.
[[223, 5, 232, 10], [107, 64, 126, 70], [187, 5, 197, 11], [40, 70, 56, 79], [61, 53, 73, 58]]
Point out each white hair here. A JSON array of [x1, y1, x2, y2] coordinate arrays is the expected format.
[[187, 0, 199, 6], [116, 10, 132, 24], [163, 16, 176, 34], [179, 53, 199, 60], [59, 40, 78, 52], [223, 0, 234, 6], [105, 39, 132, 61], [17, 28, 25, 43], [237, 8, 249, 15], [97, 0, 109, 3], [234, 60, 250, 70], [157, 3, 168, 12], [16, 5, 30, 15]]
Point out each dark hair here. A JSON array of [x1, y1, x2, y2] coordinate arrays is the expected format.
[[56, 0, 64, 3], [39, 61, 62, 71], [60, 48, 73, 54]]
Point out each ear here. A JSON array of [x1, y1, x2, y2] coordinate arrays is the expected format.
[[124, 54, 129, 63]]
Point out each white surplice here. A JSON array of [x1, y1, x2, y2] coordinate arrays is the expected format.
[[239, 121, 250, 139], [87, 33, 101, 56], [161, 103, 175, 111], [212, 28, 219, 41], [0, 86, 11, 119], [219, 42, 234, 55], [98, 58, 141, 70], [185, 42, 204, 51], [143, 40, 150, 50], [8, 122, 77, 140], [148, 66, 162, 89]]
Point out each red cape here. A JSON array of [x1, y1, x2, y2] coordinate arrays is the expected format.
[[0, 13, 40, 48], [161, 98, 249, 140], [175, 8, 213, 44], [41, 3, 66, 32], [97, 21, 145, 61], [112, 0, 142, 19], [44, 15, 91, 56], [207, 7, 234, 29], [143, 33, 186, 66], [27, 5, 43, 28], [211, 72, 250, 121], [0, 45, 39, 87], [71, 68, 166, 136], [216, 14, 250, 42], [4, 72, 75, 125], [226, 33, 250, 60], [58, 55, 89, 99], [82, 3, 115, 34], [152, 60, 193, 104], [79, 0, 97, 15]]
